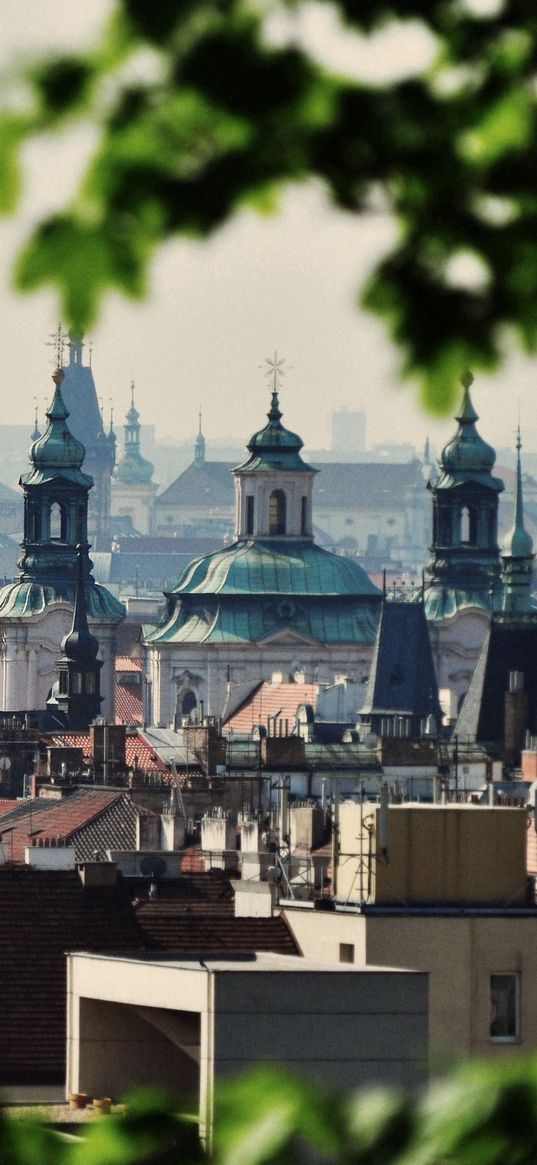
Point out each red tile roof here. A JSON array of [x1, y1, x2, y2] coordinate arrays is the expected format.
[[0, 799, 20, 817], [116, 682, 144, 726], [115, 656, 143, 673], [47, 731, 166, 771], [3, 789, 127, 863], [224, 681, 318, 734]]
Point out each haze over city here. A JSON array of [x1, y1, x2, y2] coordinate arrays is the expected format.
[[0, 0, 534, 458]]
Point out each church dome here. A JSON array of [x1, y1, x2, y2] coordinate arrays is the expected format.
[[236, 390, 309, 472], [31, 371, 86, 471], [116, 452, 154, 485], [169, 538, 380, 599], [440, 375, 496, 476]]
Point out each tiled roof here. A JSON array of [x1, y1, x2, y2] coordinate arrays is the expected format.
[[0, 867, 141, 1081], [130, 874, 298, 956], [0, 799, 20, 817], [224, 681, 318, 734], [0, 789, 162, 863], [2, 789, 127, 862], [47, 730, 166, 771], [312, 461, 423, 509], [116, 681, 144, 726], [115, 656, 143, 673]]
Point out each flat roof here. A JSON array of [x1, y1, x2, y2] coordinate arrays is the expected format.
[[68, 950, 421, 974]]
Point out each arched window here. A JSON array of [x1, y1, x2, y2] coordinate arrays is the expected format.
[[49, 502, 65, 540], [181, 690, 197, 715], [460, 505, 477, 545], [269, 490, 286, 535]]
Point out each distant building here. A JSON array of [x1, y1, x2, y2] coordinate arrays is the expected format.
[[330, 408, 366, 453], [112, 382, 158, 535]]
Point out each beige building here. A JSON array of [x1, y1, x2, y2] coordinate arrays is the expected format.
[[284, 803, 535, 1063], [66, 951, 428, 1145]]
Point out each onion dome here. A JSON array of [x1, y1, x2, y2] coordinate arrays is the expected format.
[[237, 389, 308, 472], [115, 381, 154, 485], [30, 369, 86, 471], [440, 371, 496, 476], [502, 430, 533, 560]]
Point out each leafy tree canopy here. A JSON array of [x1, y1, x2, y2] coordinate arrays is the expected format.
[[2, 0, 537, 412]]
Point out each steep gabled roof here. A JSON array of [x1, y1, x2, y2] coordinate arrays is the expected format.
[[224, 680, 318, 734], [155, 462, 235, 506], [361, 601, 442, 721]]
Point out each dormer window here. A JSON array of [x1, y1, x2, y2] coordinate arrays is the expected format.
[[269, 490, 286, 535]]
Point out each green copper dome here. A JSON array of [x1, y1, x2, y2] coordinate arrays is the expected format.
[[439, 374, 499, 485], [167, 538, 380, 598], [235, 390, 312, 472], [30, 370, 86, 472]]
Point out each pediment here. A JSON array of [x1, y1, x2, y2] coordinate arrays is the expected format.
[[257, 627, 319, 647]]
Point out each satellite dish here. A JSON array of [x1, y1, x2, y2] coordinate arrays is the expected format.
[[139, 855, 167, 879]]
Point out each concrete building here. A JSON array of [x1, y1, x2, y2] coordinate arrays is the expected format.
[[66, 951, 428, 1144]]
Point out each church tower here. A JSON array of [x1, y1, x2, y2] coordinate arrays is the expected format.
[[0, 366, 124, 718], [500, 430, 534, 614], [233, 375, 316, 541], [60, 329, 116, 550], [425, 371, 504, 619], [112, 381, 156, 534]]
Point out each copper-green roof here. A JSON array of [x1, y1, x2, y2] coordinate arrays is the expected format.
[[147, 594, 380, 646], [168, 539, 381, 599], [234, 389, 315, 473], [423, 585, 493, 621], [0, 579, 124, 621]]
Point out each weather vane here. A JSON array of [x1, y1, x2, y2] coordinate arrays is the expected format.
[[46, 322, 67, 369], [261, 351, 290, 393]]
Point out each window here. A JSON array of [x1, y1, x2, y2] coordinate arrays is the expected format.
[[490, 974, 519, 1041], [339, 943, 355, 964], [49, 502, 64, 540], [460, 505, 477, 545], [84, 672, 96, 694], [246, 495, 255, 536], [269, 490, 286, 535]]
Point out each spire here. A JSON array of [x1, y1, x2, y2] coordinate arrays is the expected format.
[[194, 407, 206, 467], [501, 429, 534, 613], [30, 369, 86, 471], [423, 435, 430, 465], [31, 400, 41, 443], [115, 380, 154, 485], [61, 544, 99, 663]]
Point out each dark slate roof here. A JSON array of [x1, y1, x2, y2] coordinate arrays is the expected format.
[[0, 867, 141, 1082], [60, 360, 106, 449], [155, 462, 235, 506], [455, 618, 537, 746], [130, 873, 299, 956], [312, 461, 424, 509], [361, 600, 442, 719]]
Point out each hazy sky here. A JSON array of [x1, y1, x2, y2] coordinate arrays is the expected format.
[[0, 0, 534, 459]]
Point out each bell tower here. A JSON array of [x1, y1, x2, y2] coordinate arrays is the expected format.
[[426, 372, 504, 607]]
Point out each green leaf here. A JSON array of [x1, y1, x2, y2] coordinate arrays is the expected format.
[[0, 115, 33, 214]]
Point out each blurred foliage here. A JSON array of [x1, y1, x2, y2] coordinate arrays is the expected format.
[[3, 1, 537, 409], [5, 1058, 537, 1165]]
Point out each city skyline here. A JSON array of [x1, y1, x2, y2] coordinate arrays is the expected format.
[[0, 0, 535, 457]]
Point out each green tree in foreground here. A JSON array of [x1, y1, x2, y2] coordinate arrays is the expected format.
[[2, 0, 537, 412], [4, 1057, 537, 1165]]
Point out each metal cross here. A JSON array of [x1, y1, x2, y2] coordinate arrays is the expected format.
[[46, 322, 67, 369], [261, 351, 290, 392]]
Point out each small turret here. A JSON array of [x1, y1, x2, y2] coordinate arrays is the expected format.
[[194, 408, 206, 468], [501, 429, 534, 614], [115, 380, 154, 485]]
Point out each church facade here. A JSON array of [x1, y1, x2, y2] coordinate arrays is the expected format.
[[145, 385, 382, 725]]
